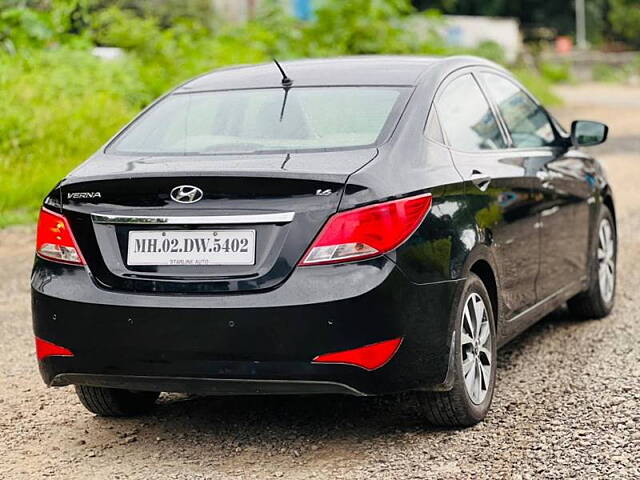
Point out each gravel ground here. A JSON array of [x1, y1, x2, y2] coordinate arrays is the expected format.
[[1, 83, 639, 479]]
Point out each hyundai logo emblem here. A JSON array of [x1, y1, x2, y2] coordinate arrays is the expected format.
[[170, 185, 204, 204]]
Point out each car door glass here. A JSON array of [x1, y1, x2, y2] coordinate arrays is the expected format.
[[425, 109, 444, 144], [437, 74, 506, 151], [481, 73, 556, 148]]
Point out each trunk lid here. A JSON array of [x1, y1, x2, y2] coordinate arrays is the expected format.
[[60, 149, 377, 294]]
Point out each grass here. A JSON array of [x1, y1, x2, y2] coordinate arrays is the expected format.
[[0, 48, 144, 224], [513, 67, 563, 106]]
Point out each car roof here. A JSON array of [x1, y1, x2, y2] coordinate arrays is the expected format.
[[176, 55, 499, 92]]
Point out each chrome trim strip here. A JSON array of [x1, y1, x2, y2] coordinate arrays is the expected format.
[[506, 281, 582, 323], [91, 212, 295, 225]]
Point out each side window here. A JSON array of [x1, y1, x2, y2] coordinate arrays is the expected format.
[[437, 74, 506, 152], [425, 108, 444, 144], [481, 73, 557, 148]]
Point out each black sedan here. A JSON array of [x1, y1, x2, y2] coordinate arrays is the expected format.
[[32, 56, 616, 426]]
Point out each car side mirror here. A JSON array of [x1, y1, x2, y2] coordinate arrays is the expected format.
[[571, 120, 608, 147]]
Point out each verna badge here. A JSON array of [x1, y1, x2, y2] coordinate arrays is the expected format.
[[170, 185, 203, 204], [67, 192, 101, 200]]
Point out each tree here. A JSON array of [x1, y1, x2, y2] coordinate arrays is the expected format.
[[609, 0, 640, 46], [413, 0, 620, 45], [412, 0, 575, 33]]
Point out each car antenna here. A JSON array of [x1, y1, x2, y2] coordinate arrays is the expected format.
[[273, 58, 293, 87], [273, 59, 293, 122]]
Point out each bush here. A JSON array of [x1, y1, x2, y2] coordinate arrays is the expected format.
[[511, 67, 562, 106], [0, 1, 560, 226], [609, 0, 640, 48], [539, 62, 572, 83], [0, 48, 144, 222]]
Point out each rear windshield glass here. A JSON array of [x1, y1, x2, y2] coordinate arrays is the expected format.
[[108, 87, 408, 155]]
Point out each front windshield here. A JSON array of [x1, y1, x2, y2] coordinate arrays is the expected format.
[[107, 87, 407, 155]]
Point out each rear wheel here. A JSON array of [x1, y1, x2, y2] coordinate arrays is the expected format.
[[568, 206, 616, 319], [418, 273, 497, 427], [75, 385, 159, 417]]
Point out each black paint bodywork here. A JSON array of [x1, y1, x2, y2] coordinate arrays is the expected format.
[[32, 56, 615, 396]]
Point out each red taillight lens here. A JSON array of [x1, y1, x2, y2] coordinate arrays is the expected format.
[[312, 338, 403, 371], [300, 193, 432, 266], [36, 208, 85, 265], [35, 337, 74, 361]]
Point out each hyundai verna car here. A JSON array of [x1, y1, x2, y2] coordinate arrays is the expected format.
[[32, 56, 616, 426]]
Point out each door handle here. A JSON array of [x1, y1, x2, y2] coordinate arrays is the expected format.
[[537, 170, 563, 181], [470, 170, 491, 192], [541, 206, 560, 217], [537, 171, 556, 190]]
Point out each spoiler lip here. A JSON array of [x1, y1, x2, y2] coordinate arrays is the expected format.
[[60, 148, 380, 188]]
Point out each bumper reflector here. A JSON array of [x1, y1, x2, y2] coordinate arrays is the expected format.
[[35, 337, 74, 360], [312, 338, 403, 371]]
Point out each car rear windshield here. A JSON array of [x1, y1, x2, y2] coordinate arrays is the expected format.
[[107, 87, 409, 155]]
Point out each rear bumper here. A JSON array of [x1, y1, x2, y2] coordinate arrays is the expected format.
[[32, 256, 462, 396]]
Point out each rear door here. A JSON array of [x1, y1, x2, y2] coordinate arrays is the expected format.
[[478, 71, 591, 302], [435, 72, 541, 321]]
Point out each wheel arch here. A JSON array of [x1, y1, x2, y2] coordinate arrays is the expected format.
[[602, 189, 616, 229], [469, 260, 499, 329], [461, 245, 501, 328]]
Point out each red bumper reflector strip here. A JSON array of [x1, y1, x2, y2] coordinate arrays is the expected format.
[[35, 337, 74, 360], [312, 337, 403, 371]]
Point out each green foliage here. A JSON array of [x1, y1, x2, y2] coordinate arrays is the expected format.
[[592, 57, 640, 83], [0, 47, 144, 218], [511, 67, 562, 106], [471, 41, 506, 64], [305, 0, 421, 55], [414, 0, 578, 37], [609, 0, 640, 47], [117, 0, 215, 29], [0, 6, 54, 53], [0, 1, 560, 226], [414, 0, 637, 47], [539, 62, 571, 83], [593, 64, 622, 82]]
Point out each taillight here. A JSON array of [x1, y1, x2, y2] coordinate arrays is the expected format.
[[300, 193, 432, 266], [312, 338, 403, 371], [36, 208, 85, 265]]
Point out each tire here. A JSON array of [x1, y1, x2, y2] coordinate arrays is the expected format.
[[75, 385, 159, 417], [418, 273, 497, 427], [568, 206, 616, 319]]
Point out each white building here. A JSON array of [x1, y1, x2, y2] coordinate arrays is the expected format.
[[211, 0, 259, 22], [210, 2, 523, 63], [212, 0, 310, 22], [441, 15, 522, 63]]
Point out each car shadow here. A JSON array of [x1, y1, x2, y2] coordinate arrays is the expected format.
[[496, 304, 587, 365]]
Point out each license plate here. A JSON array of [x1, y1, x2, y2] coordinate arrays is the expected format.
[[127, 230, 255, 266]]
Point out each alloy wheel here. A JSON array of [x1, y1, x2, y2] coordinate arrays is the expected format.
[[461, 293, 492, 405], [597, 218, 615, 303]]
